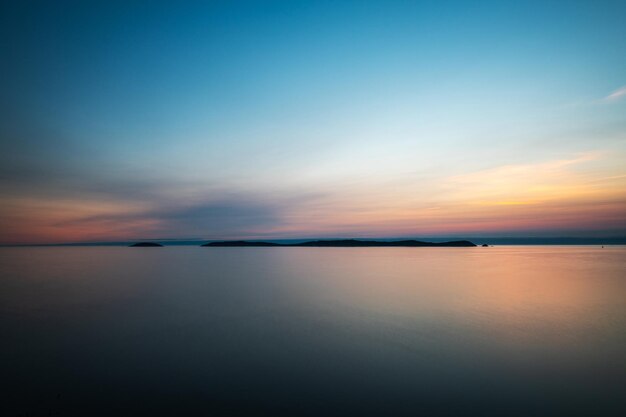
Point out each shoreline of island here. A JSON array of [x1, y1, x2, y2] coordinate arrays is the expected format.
[[200, 239, 477, 247], [5, 237, 626, 247]]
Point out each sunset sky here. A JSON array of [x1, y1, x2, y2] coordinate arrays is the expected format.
[[1, 0, 625, 244]]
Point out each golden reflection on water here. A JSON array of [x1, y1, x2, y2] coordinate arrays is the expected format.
[[274, 246, 626, 349]]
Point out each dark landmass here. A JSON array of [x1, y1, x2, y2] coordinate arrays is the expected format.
[[3, 236, 626, 247], [202, 239, 476, 247], [129, 242, 163, 247], [201, 240, 281, 247]]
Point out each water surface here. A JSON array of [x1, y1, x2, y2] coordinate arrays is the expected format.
[[1, 246, 625, 416]]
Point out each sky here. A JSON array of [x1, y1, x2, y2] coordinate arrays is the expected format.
[[1, 0, 625, 244]]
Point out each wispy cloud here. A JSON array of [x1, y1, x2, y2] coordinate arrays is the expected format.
[[60, 198, 285, 239], [603, 85, 626, 102]]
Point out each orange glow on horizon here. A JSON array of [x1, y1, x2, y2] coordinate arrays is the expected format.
[[1, 153, 625, 244]]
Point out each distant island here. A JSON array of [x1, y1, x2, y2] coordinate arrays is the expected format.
[[202, 239, 476, 247], [129, 242, 163, 247]]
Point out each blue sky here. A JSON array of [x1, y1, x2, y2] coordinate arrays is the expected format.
[[1, 0, 625, 243]]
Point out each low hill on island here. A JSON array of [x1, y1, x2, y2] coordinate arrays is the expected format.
[[129, 242, 164, 247], [202, 239, 476, 247]]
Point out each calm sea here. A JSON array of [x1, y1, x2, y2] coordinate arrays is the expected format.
[[1, 246, 625, 416]]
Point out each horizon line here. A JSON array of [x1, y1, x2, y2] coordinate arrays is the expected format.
[[3, 236, 626, 247]]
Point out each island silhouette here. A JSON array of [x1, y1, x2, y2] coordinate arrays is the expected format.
[[202, 239, 476, 247], [129, 242, 163, 247]]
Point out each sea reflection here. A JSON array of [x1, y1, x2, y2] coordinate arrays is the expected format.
[[1, 246, 625, 416], [274, 246, 621, 314]]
